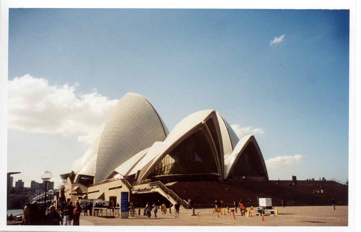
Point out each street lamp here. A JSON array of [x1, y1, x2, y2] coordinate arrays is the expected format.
[[41, 170, 53, 212]]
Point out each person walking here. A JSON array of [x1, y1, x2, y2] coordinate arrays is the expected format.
[[174, 202, 180, 218], [145, 202, 152, 218], [63, 201, 73, 225], [152, 202, 158, 218], [331, 198, 336, 210]]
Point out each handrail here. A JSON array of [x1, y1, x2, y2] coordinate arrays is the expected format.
[[150, 181, 188, 208]]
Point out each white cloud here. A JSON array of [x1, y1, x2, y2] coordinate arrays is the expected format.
[[266, 154, 303, 169], [231, 124, 265, 140], [8, 74, 118, 144], [270, 34, 285, 45]]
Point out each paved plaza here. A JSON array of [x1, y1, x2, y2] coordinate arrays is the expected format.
[[78, 206, 348, 227]]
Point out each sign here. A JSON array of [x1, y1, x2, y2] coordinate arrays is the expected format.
[[120, 192, 129, 213], [258, 198, 272, 207]]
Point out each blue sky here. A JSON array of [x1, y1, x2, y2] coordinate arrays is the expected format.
[[6, 8, 349, 188]]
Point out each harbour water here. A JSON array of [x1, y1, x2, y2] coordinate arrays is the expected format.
[[7, 209, 23, 217]]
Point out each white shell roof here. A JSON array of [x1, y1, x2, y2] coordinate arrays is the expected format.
[[73, 135, 101, 178], [136, 110, 221, 181], [216, 112, 239, 157], [129, 142, 168, 176], [165, 110, 213, 145], [114, 147, 149, 176], [94, 93, 168, 183], [224, 135, 267, 179], [224, 134, 251, 171]]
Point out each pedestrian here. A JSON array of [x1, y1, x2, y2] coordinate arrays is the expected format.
[[152, 202, 158, 218], [282, 199, 286, 208], [88, 201, 93, 216], [233, 200, 238, 213], [331, 198, 336, 210], [83, 204, 88, 216], [161, 203, 167, 214], [145, 202, 152, 218], [169, 203, 173, 214], [189, 199, 194, 209], [214, 200, 218, 209], [238, 201, 245, 216], [63, 201, 73, 225], [174, 201, 180, 218], [73, 201, 81, 225], [45, 205, 61, 225], [23, 201, 43, 225]]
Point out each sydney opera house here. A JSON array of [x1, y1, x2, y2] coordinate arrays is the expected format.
[[61, 93, 269, 207]]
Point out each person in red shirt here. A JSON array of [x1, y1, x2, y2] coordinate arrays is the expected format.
[[72, 201, 81, 225], [239, 202, 245, 216]]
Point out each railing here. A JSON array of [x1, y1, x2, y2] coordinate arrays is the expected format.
[[92, 207, 119, 217], [149, 181, 188, 208]]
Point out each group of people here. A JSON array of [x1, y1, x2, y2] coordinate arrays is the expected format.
[[81, 202, 94, 216], [143, 200, 180, 218], [214, 199, 249, 216], [22, 200, 83, 226], [62, 200, 82, 225]]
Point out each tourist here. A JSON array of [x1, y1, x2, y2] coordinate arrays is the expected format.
[[161, 203, 167, 214], [129, 202, 135, 217], [88, 202, 93, 216], [331, 198, 336, 210], [23, 201, 43, 225], [233, 200, 238, 213], [73, 201, 81, 225], [63, 201, 73, 225], [174, 201, 180, 218], [238, 201, 245, 216], [219, 200, 224, 208], [45, 205, 61, 225], [152, 202, 158, 218], [145, 202, 152, 218], [189, 199, 194, 209], [83, 204, 88, 216]]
